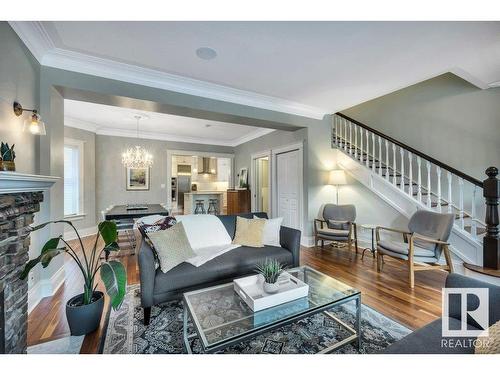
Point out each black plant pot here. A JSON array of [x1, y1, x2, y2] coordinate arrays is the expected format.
[[66, 291, 104, 336]]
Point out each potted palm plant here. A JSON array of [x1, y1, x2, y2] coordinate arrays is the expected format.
[[20, 220, 127, 336]]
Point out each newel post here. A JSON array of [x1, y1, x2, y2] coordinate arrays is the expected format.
[[483, 166, 500, 269]]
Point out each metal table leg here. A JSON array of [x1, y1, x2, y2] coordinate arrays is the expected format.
[[355, 295, 362, 351], [183, 305, 193, 354], [361, 227, 376, 259]]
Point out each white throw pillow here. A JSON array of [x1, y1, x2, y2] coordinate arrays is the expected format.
[[254, 216, 283, 247]]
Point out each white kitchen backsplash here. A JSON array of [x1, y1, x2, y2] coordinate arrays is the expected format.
[[196, 181, 229, 191]]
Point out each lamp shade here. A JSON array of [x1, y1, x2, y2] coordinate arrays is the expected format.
[[328, 169, 347, 185]]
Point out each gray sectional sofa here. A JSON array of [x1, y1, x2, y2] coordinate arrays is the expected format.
[[384, 273, 500, 354], [138, 212, 301, 325]]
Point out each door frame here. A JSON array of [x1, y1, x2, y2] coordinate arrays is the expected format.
[[250, 150, 272, 213], [271, 142, 304, 233]]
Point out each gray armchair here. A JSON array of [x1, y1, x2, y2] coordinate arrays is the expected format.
[[314, 204, 358, 254], [376, 210, 455, 288]]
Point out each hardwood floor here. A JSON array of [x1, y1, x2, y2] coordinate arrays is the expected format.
[[27, 238, 447, 353]]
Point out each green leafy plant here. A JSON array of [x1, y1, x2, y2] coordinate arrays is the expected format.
[[0, 142, 16, 161], [255, 258, 286, 284], [19, 220, 127, 310]]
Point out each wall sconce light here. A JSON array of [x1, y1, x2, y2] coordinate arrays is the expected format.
[[13, 102, 46, 135]]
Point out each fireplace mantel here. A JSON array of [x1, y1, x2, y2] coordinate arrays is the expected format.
[[0, 172, 59, 194]]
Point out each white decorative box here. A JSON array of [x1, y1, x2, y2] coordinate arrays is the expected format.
[[233, 272, 309, 312]]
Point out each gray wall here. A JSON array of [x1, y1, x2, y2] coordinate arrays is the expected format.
[[343, 73, 500, 180], [0, 22, 39, 174], [95, 134, 233, 223], [64, 126, 96, 230]]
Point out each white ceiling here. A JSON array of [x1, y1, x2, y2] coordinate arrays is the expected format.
[[64, 99, 274, 147], [11, 21, 500, 119]]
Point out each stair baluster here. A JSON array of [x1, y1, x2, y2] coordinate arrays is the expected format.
[[459, 177, 464, 229], [343, 118, 347, 152], [447, 172, 453, 214], [348, 121, 352, 155], [417, 156, 422, 203], [365, 130, 370, 168], [392, 144, 397, 186], [426, 161, 432, 208], [400, 148, 405, 191], [360, 128, 364, 162], [354, 123, 358, 159], [471, 185, 477, 238], [436, 166, 442, 212], [378, 136, 383, 176], [335, 116, 340, 146], [408, 152, 413, 196], [372, 133, 376, 172], [385, 140, 389, 181]]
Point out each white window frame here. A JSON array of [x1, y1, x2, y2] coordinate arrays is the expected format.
[[64, 138, 85, 220]]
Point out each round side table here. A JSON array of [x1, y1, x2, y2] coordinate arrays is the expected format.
[[360, 224, 377, 259]]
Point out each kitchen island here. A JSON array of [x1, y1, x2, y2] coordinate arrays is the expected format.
[[183, 191, 225, 215]]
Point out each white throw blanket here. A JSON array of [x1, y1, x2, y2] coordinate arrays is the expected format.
[[175, 214, 240, 267]]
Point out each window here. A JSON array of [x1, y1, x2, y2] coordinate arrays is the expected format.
[[64, 139, 84, 217]]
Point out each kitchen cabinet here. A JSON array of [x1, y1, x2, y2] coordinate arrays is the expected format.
[[217, 158, 230, 182]]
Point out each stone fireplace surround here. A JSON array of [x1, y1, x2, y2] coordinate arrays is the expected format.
[[0, 172, 58, 354]]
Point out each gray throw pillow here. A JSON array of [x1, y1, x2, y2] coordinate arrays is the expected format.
[[146, 222, 196, 273]]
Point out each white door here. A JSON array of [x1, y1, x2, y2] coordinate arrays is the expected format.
[[276, 150, 300, 229]]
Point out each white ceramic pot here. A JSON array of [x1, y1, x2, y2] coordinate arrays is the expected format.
[[263, 281, 279, 294]]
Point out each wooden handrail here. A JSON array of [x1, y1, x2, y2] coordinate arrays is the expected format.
[[335, 112, 484, 187]]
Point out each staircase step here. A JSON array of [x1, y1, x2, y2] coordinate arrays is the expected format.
[[464, 226, 487, 235], [431, 202, 449, 207]]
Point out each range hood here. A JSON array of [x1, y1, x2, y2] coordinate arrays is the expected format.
[[198, 157, 217, 175]]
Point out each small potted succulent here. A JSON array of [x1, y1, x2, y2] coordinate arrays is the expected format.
[[255, 258, 286, 294], [0, 142, 16, 171], [20, 220, 127, 336]]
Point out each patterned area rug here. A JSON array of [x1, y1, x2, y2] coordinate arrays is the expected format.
[[103, 285, 411, 354]]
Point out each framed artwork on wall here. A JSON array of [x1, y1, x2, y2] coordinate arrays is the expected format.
[[126, 167, 150, 191], [238, 167, 248, 189]]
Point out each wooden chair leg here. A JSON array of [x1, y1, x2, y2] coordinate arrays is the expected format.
[[408, 260, 415, 289], [321, 239, 324, 248], [377, 253, 382, 272], [348, 237, 352, 253], [144, 307, 151, 325], [443, 245, 454, 273]]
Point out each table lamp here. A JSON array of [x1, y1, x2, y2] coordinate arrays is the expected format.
[[328, 169, 347, 204]]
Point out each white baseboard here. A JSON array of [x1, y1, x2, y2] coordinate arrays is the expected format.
[[63, 225, 97, 241], [28, 265, 66, 313]]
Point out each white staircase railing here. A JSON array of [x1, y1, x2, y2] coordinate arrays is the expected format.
[[333, 113, 486, 242]]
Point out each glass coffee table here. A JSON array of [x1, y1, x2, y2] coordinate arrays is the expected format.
[[182, 266, 361, 354]]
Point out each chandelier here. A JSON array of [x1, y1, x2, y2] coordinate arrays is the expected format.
[[121, 115, 153, 168]]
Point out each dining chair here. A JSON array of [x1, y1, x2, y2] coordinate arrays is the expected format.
[[376, 210, 455, 288], [314, 204, 358, 254]]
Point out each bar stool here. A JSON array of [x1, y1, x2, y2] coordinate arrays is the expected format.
[[207, 198, 219, 215], [194, 199, 206, 214]]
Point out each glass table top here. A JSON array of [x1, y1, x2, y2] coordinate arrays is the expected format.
[[183, 266, 360, 349]]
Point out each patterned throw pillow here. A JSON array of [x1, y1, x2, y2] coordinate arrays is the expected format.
[[138, 216, 177, 237], [232, 216, 266, 248], [146, 222, 196, 273]]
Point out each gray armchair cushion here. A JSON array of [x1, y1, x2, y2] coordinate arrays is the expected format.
[[378, 239, 437, 259], [317, 227, 350, 239], [408, 210, 454, 251], [323, 204, 356, 224]]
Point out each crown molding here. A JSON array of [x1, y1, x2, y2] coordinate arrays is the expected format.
[[9, 21, 328, 120], [8, 21, 54, 62], [64, 116, 275, 147]]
